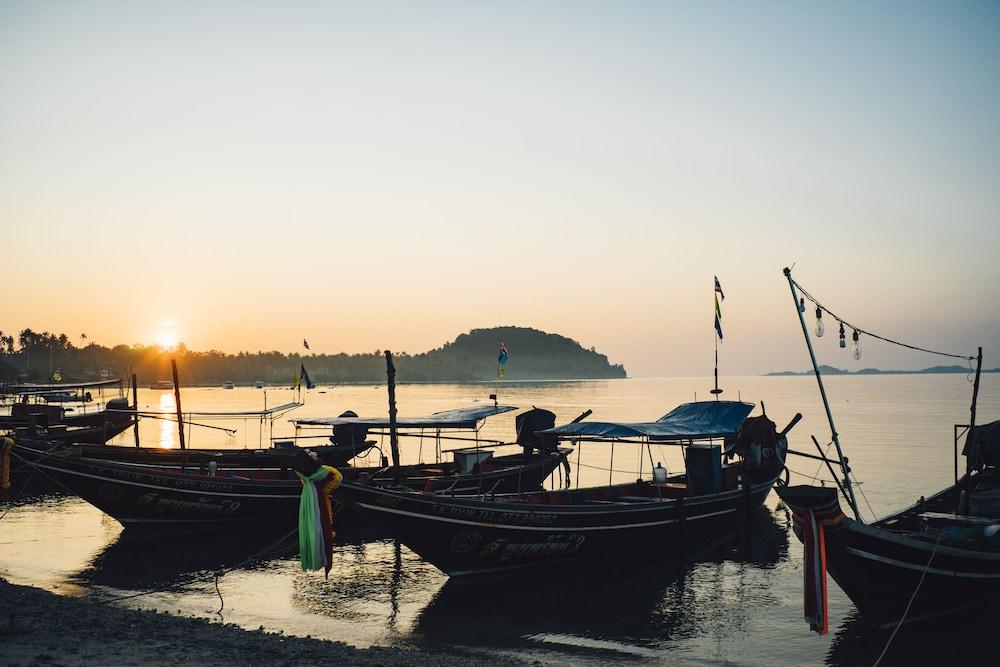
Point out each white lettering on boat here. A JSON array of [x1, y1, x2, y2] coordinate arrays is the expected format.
[[136, 492, 241, 514], [478, 534, 585, 562]]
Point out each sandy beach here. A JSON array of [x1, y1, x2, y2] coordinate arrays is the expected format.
[[0, 578, 528, 667]]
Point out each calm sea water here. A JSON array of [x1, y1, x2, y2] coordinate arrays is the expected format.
[[2, 374, 998, 666]]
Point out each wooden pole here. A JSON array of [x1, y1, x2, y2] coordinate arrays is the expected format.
[[965, 347, 983, 476], [171, 359, 185, 450], [783, 267, 861, 521], [961, 347, 983, 514], [384, 351, 401, 485], [131, 373, 140, 448]]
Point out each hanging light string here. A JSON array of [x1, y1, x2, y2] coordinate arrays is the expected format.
[[791, 277, 975, 361]]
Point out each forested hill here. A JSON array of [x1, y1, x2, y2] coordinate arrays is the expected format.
[[0, 326, 626, 385], [410, 327, 627, 381]]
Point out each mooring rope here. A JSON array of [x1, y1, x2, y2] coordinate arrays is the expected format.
[[872, 533, 943, 667]]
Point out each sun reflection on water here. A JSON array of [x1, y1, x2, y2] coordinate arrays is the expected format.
[[158, 392, 176, 449]]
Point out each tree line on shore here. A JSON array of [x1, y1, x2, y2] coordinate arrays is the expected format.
[[0, 326, 626, 385]]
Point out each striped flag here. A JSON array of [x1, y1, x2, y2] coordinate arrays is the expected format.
[[303, 339, 310, 350], [714, 276, 724, 340]]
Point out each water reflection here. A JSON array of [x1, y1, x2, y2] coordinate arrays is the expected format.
[[289, 536, 445, 639], [826, 608, 997, 667], [407, 507, 790, 658], [158, 392, 176, 449], [71, 522, 298, 591]]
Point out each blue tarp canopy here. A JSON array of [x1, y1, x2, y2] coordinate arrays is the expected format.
[[542, 401, 754, 441], [293, 405, 517, 430]]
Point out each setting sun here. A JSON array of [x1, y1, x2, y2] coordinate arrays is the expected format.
[[153, 320, 180, 350]]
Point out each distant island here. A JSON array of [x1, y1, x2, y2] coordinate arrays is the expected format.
[[0, 326, 626, 385], [765, 364, 999, 377]]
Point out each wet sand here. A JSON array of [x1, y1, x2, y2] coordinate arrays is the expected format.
[[0, 578, 527, 667]]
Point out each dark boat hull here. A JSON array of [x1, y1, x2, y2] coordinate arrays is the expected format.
[[58, 439, 374, 468], [14, 448, 302, 525], [338, 475, 778, 576], [777, 484, 1000, 630], [8, 443, 569, 528]]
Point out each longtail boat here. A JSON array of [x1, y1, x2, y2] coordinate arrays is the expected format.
[[1, 378, 135, 445], [775, 266, 1000, 633], [6, 405, 569, 527], [335, 400, 796, 576]]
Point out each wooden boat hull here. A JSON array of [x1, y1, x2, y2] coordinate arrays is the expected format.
[[337, 474, 779, 576], [13, 448, 301, 525], [58, 440, 375, 468], [777, 484, 1000, 630], [9, 443, 569, 527]]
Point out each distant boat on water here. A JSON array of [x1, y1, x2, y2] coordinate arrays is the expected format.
[[254, 380, 264, 389], [149, 380, 173, 390], [223, 381, 235, 389]]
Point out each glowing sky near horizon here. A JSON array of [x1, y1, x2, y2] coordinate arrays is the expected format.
[[2, 2, 999, 375]]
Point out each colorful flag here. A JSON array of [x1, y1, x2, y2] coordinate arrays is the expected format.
[[715, 311, 724, 340], [300, 363, 315, 390], [497, 342, 509, 378], [303, 339, 310, 350], [714, 277, 724, 340], [714, 275, 725, 301]]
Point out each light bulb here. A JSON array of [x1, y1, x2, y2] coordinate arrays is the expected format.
[[799, 298, 806, 313], [838, 322, 846, 348], [815, 307, 825, 337], [852, 330, 861, 360]]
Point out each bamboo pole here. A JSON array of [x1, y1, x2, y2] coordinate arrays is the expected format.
[[384, 351, 401, 485], [783, 267, 860, 521], [171, 359, 185, 450], [961, 347, 983, 514], [131, 373, 140, 448]]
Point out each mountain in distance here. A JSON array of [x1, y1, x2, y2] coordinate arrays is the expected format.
[[765, 364, 999, 377]]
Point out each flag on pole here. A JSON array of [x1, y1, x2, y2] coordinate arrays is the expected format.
[[300, 363, 315, 390], [303, 339, 310, 350], [497, 342, 509, 378], [714, 276, 724, 340]]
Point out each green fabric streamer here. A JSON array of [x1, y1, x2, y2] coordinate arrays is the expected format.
[[296, 467, 330, 571]]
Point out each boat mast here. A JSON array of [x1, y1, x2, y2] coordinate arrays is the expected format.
[[961, 347, 984, 513], [783, 267, 861, 521]]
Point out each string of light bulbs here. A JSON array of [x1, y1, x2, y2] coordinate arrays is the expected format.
[[791, 277, 975, 361]]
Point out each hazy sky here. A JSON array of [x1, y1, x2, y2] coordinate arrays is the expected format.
[[2, 1, 998, 376]]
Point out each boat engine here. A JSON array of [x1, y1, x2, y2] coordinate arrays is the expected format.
[[516, 408, 557, 455], [516, 407, 571, 488], [730, 415, 780, 470], [330, 410, 368, 447]]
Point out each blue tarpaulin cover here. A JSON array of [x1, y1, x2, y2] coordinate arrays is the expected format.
[[542, 401, 754, 440], [293, 405, 517, 430]]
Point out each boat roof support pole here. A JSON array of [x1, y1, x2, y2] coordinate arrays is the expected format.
[[783, 267, 860, 520], [131, 373, 140, 448], [171, 359, 185, 450], [385, 351, 401, 486]]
